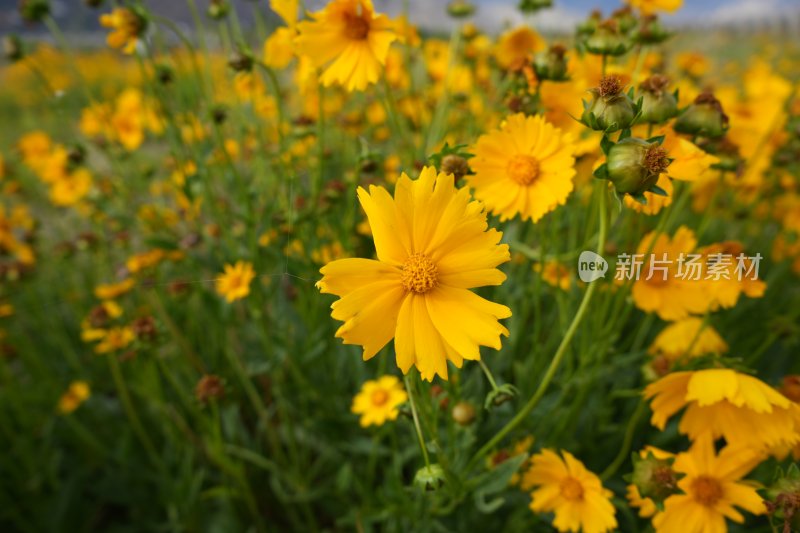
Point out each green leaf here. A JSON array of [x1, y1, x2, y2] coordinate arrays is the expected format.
[[648, 184, 668, 197], [619, 128, 632, 140], [600, 135, 614, 156], [472, 453, 529, 513], [631, 193, 648, 205], [593, 163, 609, 180], [647, 135, 666, 145]]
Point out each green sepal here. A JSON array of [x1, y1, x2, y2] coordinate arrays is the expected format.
[[593, 162, 609, 180]]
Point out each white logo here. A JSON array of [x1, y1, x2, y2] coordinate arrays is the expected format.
[[578, 251, 608, 282]]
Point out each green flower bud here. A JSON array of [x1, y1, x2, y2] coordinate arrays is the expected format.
[[447, 0, 475, 17], [633, 15, 671, 45], [228, 50, 254, 72], [19, 0, 50, 23], [533, 44, 569, 82], [451, 401, 476, 426], [519, 0, 553, 14], [3, 35, 24, 62], [207, 0, 230, 20], [606, 137, 671, 196], [576, 10, 602, 36], [611, 6, 637, 34], [414, 464, 446, 491], [629, 452, 680, 504], [584, 19, 630, 57], [698, 137, 742, 172], [582, 75, 636, 132], [674, 92, 729, 138], [637, 75, 678, 124], [764, 465, 800, 532], [440, 154, 470, 180]]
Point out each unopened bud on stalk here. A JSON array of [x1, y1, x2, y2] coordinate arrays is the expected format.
[[447, 0, 475, 18], [519, 0, 553, 13], [764, 465, 800, 533], [698, 137, 741, 172], [67, 145, 86, 168], [2, 35, 24, 62], [440, 154, 470, 180], [582, 75, 637, 132], [19, 0, 50, 23], [228, 50, 254, 72], [637, 75, 678, 124], [533, 44, 569, 82], [414, 464, 446, 491], [629, 452, 680, 503], [211, 105, 228, 124], [451, 401, 476, 426], [674, 91, 729, 138], [156, 65, 174, 85], [599, 137, 672, 200], [585, 19, 629, 56], [576, 9, 602, 36], [195, 374, 225, 404], [633, 15, 671, 45], [207, 0, 230, 20], [611, 6, 637, 34]]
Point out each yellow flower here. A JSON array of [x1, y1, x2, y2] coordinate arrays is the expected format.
[[494, 26, 545, 70], [626, 0, 683, 15], [49, 168, 92, 207], [631, 226, 711, 321], [295, 0, 398, 92], [351, 375, 407, 427], [99, 8, 144, 54], [534, 260, 572, 291], [644, 368, 800, 450], [469, 114, 577, 223], [263, 27, 296, 69], [661, 133, 719, 182], [126, 249, 166, 273], [653, 437, 766, 533], [57, 381, 91, 414], [676, 52, 710, 79], [522, 449, 617, 533], [216, 261, 256, 303], [317, 167, 511, 381], [95, 326, 135, 354], [270, 0, 298, 27], [648, 317, 728, 362], [698, 241, 766, 311], [95, 278, 136, 300]]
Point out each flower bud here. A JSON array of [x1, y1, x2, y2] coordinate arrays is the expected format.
[[637, 75, 678, 124], [764, 465, 800, 532], [519, 0, 553, 13], [533, 44, 569, 82], [611, 6, 637, 34], [582, 75, 636, 132], [156, 65, 174, 85], [440, 154, 470, 180], [3, 35, 24, 62], [633, 15, 671, 45], [228, 50, 254, 72], [451, 401, 476, 426], [576, 10, 602, 36], [605, 137, 671, 196], [195, 374, 225, 404], [19, 0, 50, 23], [584, 19, 629, 57], [630, 452, 680, 503], [207, 0, 230, 20], [414, 464, 446, 491], [674, 92, 729, 138], [447, 0, 475, 18], [697, 137, 741, 172]]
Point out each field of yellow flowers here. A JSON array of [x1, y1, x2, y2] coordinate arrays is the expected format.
[[1, 0, 799, 531]]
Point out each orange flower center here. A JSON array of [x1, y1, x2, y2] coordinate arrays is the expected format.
[[506, 155, 540, 186], [371, 389, 389, 406], [401, 253, 438, 294], [560, 477, 584, 500], [691, 476, 723, 506], [344, 13, 370, 40]]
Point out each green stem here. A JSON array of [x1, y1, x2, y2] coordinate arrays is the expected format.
[[405, 374, 431, 468], [478, 360, 500, 393], [600, 401, 646, 480], [468, 184, 608, 469]]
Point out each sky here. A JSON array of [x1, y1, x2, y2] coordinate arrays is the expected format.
[[368, 0, 800, 33]]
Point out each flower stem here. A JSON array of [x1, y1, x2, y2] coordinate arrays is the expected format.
[[478, 360, 500, 393], [600, 401, 647, 480], [405, 374, 431, 468], [468, 183, 608, 469]]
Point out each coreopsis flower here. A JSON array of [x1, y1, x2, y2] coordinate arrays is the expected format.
[[534, 260, 572, 290], [95, 326, 135, 354], [49, 168, 93, 207], [648, 317, 727, 373], [468, 114, 576, 223], [630, 226, 710, 321], [351, 375, 407, 427], [95, 278, 135, 300], [317, 167, 511, 381], [626, 447, 676, 519], [294, 0, 398, 92], [522, 449, 617, 533], [100, 8, 146, 54], [215, 261, 256, 303], [494, 26, 545, 69], [626, 0, 682, 15], [653, 437, 766, 533], [644, 368, 800, 450], [698, 241, 766, 311], [57, 381, 90, 414]]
